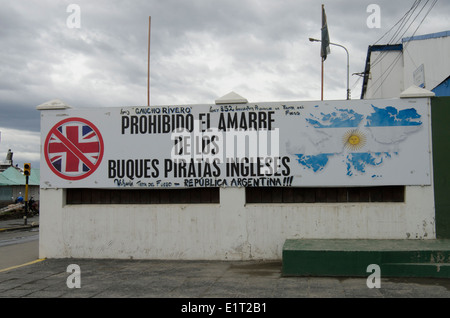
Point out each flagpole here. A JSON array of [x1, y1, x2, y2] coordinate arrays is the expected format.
[[321, 57, 324, 101], [321, 4, 324, 101], [147, 16, 151, 107], [321, 4, 325, 101]]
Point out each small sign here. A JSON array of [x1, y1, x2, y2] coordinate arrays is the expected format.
[[44, 118, 104, 181], [413, 64, 425, 88]]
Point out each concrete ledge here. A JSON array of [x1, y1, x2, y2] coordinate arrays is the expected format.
[[282, 239, 450, 278]]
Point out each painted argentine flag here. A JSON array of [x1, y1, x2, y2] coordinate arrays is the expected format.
[[288, 100, 429, 185]]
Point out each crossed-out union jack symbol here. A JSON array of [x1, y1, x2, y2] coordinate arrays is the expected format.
[[44, 118, 104, 180]]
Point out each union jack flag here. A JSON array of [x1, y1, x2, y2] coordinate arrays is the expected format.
[[46, 121, 102, 178]]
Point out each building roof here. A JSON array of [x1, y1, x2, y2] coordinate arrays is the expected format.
[[432, 76, 450, 96], [0, 173, 14, 186], [0, 167, 40, 186], [361, 30, 450, 99], [360, 44, 404, 99], [402, 30, 450, 43]]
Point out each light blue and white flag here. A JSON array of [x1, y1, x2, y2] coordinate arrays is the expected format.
[[284, 99, 430, 185]]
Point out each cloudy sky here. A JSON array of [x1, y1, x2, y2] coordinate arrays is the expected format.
[[0, 0, 448, 169]]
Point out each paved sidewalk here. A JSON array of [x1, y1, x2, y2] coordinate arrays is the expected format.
[[1, 216, 450, 300], [1, 258, 450, 299]]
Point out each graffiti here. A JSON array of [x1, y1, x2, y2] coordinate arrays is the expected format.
[[134, 106, 192, 115], [112, 176, 292, 188], [283, 104, 304, 116], [108, 159, 159, 179], [121, 114, 195, 134], [107, 155, 291, 188]]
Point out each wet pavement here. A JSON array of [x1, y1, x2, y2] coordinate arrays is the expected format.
[[1, 216, 450, 303], [1, 258, 450, 299]]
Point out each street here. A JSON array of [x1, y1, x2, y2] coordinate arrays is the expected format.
[[0, 219, 39, 271]]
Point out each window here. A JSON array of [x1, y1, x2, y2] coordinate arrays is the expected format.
[[66, 188, 219, 204], [246, 186, 404, 203]]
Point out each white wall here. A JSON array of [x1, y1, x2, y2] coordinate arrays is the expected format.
[[38, 94, 436, 261], [39, 184, 436, 260], [365, 33, 450, 99], [403, 35, 450, 90], [365, 50, 404, 99]]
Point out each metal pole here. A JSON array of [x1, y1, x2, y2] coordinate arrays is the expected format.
[[321, 57, 324, 100], [147, 16, 151, 106], [330, 42, 350, 100], [24, 175, 28, 225], [309, 38, 350, 100]]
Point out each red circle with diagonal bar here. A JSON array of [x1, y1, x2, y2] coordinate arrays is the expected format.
[[44, 117, 104, 181]]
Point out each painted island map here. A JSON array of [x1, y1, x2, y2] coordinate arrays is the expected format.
[[291, 103, 427, 183]]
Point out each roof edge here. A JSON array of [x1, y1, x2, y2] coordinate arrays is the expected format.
[[402, 30, 450, 43]]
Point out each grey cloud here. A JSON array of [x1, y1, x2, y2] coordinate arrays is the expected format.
[[0, 0, 447, 137]]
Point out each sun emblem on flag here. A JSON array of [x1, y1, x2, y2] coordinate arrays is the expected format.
[[44, 118, 104, 180], [342, 129, 366, 151]]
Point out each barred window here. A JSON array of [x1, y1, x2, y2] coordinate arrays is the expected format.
[[66, 188, 219, 204], [246, 186, 404, 203]]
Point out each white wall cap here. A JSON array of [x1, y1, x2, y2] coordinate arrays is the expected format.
[[36, 99, 72, 110], [215, 91, 248, 104], [400, 85, 435, 98]]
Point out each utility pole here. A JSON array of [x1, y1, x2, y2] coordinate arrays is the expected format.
[[23, 163, 31, 225], [148, 16, 151, 106]]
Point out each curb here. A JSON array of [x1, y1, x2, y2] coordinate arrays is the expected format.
[[0, 258, 46, 273], [0, 223, 39, 233]]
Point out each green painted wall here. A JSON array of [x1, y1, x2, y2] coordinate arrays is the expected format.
[[0, 187, 12, 202], [431, 96, 450, 238]]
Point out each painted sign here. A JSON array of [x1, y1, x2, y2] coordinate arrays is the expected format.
[[40, 98, 431, 189], [44, 118, 104, 180], [413, 64, 426, 88]]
